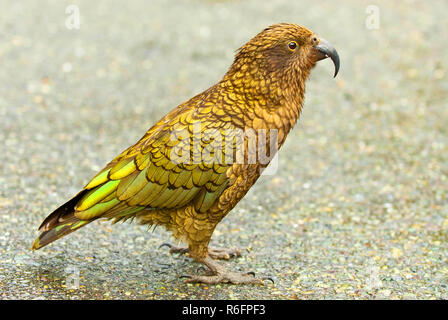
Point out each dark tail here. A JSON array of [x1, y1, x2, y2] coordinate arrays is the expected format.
[[31, 190, 93, 250]]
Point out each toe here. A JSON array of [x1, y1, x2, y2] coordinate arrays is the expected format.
[[184, 275, 223, 284]]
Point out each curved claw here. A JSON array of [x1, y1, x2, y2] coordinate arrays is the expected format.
[[262, 276, 276, 284], [229, 252, 240, 258], [158, 242, 173, 250], [196, 266, 208, 273], [245, 271, 256, 277], [179, 274, 192, 279]]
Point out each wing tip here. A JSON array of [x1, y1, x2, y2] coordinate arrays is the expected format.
[[31, 237, 41, 251]]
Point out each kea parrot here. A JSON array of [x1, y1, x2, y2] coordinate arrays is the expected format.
[[32, 23, 340, 285]]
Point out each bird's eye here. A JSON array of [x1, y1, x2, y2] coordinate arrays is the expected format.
[[288, 41, 298, 51]]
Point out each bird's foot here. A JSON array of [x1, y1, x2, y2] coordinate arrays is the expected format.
[[182, 256, 274, 285], [159, 243, 188, 255], [183, 271, 273, 285], [159, 243, 241, 260], [208, 247, 241, 260]]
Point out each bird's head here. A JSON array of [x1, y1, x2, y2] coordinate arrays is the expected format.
[[224, 23, 339, 102]]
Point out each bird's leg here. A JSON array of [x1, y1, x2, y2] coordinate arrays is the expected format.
[[159, 243, 241, 260], [182, 255, 273, 285]]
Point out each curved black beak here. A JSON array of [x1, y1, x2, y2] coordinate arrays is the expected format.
[[315, 39, 340, 78]]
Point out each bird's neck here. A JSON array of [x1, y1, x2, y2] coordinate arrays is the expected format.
[[220, 63, 309, 135]]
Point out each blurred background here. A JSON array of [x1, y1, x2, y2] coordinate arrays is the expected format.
[[0, 0, 447, 299]]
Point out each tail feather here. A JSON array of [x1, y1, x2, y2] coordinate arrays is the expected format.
[[31, 190, 93, 250], [37, 190, 87, 232], [31, 218, 92, 250]]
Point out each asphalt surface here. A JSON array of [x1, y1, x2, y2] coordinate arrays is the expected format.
[[1, 0, 447, 299]]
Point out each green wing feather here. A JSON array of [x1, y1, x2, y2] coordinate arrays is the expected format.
[[32, 109, 232, 250]]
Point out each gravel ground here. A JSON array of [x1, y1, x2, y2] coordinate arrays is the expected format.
[[1, 0, 447, 299]]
